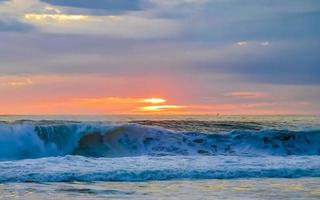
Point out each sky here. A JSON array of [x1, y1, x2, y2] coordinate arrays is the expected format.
[[0, 0, 319, 115]]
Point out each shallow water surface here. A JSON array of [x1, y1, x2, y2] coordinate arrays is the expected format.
[[1, 178, 320, 200]]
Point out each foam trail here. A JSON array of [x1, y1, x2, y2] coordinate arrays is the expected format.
[[0, 156, 320, 182]]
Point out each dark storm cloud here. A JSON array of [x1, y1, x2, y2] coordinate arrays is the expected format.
[[40, 0, 143, 12]]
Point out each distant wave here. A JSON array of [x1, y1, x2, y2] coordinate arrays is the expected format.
[[0, 156, 320, 182], [0, 121, 319, 160]]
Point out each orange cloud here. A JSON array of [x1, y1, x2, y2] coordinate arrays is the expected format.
[[0, 74, 315, 115]]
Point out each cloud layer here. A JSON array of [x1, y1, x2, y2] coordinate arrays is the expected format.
[[0, 0, 319, 114], [40, 0, 142, 11]]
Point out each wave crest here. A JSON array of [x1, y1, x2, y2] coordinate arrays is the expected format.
[[0, 121, 319, 160]]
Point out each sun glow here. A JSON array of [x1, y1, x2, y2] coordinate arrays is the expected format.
[[139, 105, 184, 112], [75, 96, 183, 113], [76, 97, 167, 105], [138, 98, 185, 113], [24, 13, 89, 21], [139, 98, 166, 104], [76, 97, 184, 113]]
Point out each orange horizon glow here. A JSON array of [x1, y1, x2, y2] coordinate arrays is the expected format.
[[76, 97, 184, 114], [0, 95, 313, 115], [76, 97, 167, 105], [69, 96, 186, 114], [0, 75, 317, 115]]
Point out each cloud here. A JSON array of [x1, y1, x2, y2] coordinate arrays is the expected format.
[[149, 0, 207, 8], [0, 0, 319, 86], [0, 76, 34, 88], [199, 40, 320, 85], [23, 13, 179, 38], [0, 33, 205, 75], [179, 1, 320, 43], [224, 91, 268, 99], [40, 0, 142, 12], [237, 41, 248, 46], [0, 0, 180, 38]]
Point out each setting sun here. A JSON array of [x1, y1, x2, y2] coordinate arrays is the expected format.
[[138, 105, 184, 112], [139, 98, 166, 104]]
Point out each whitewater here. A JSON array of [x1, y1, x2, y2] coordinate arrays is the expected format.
[[0, 116, 320, 182]]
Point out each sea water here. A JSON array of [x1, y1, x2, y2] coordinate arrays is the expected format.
[[0, 115, 319, 199]]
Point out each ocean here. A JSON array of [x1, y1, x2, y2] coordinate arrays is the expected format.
[[0, 115, 319, 199]]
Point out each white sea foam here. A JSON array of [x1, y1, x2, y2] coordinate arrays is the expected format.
[[0, 155, 320, 182], [0, 120, 320, 182]]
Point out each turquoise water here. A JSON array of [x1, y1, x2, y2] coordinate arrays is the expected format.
[[0, 115, 319, 199]]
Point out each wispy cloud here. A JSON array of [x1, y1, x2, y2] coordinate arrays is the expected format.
[[260, 41, 270, 46], [0, 76, 33, 87], [0, 0, 180, 38], [224, 91, 269, 99], [40, 0, 142, 12], [237, 41, 248, 46], [23, 13, 179, 38]]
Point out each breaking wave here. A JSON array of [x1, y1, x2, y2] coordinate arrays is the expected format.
[[0, 121, 319, 160]]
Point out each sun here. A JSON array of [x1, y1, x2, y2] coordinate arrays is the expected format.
[[139, 98, 166, 104]]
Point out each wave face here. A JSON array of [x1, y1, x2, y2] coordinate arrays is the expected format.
[[0, 121, 319, 160], [1, 119, 320, 182]]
